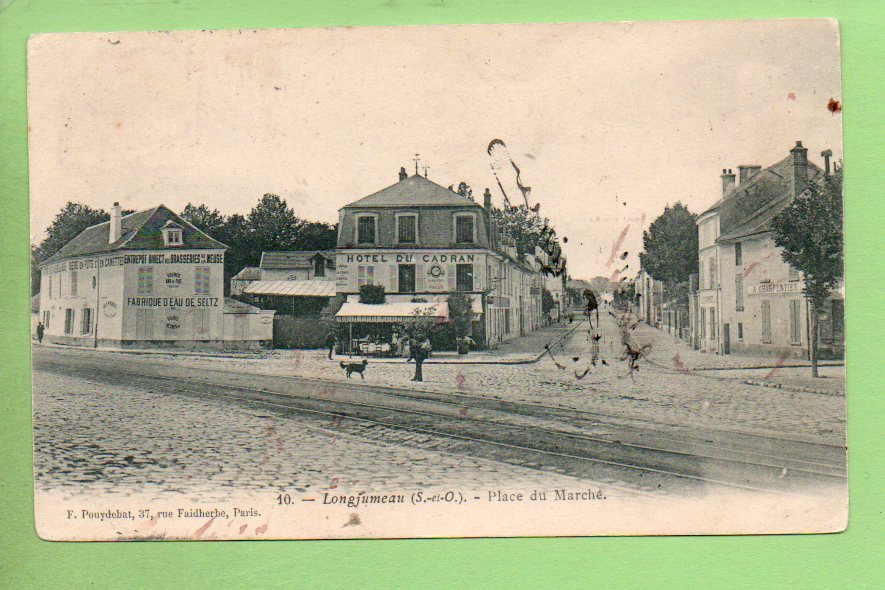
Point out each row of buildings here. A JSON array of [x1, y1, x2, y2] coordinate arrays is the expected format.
[[633, 141, 844, 360], [36, 167, 568, 351]]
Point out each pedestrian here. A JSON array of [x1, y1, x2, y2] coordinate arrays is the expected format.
[[412, 338, 431, 382], [36, 321, 44, 343], [324, 330, 337, 360], [406, 336, 418, 363], [421, 337, 432, 358]]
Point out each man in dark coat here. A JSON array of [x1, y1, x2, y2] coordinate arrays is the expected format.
[[324, 331, 337, 360], [412, 339, 431, 382], [36, 321, 44, 343]]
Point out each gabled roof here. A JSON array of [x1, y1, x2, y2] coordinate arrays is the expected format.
[[231, 266, 262, 281], [41, 205, 226, 266], [717, 151, 822, 242], [259, 251, 336, 270], [343, 174, 483, 208]]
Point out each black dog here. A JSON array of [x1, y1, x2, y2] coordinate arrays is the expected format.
[[340, 359, 368, 379]]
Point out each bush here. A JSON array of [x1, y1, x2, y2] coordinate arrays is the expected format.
[[359, 285, 386, 304], [447, 291, 473, 339]]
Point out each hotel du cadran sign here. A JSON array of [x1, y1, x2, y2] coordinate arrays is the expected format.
[[336, 250, 478, 291]]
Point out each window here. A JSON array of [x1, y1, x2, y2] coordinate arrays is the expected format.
[[163, 227, 183, 246], [313, 257, 326, 277], [70, 269, 78, 296], [137, 267, 154, 294], [455, 215, 475, 244], [92, 275, 97, 289], [357, 265, 374, 286], [195, 266, 211, 295], [710, 308, 717, 339], [64, 309, 74, 335], [699, 308, 706, 339], [80, 308, 93, 335], [456, 264, 474, 292], [504, 308, 511, 335], [397, 215, 417, 244], [708, 257, 717, 289], [788, 265, 800, 282], [735, 274, 744, 311], [357, 216, 377, 244], [135, 309, 154, 339], [398, 264, 416, 293], [761, 300, 772, 344], [737, 322, 743, 340], [789, 300, 801, 344], [193, 309, 210, 337], [734, 242, 742, 266], [48, 275, 52, 299], [43, 310, 50, 329]]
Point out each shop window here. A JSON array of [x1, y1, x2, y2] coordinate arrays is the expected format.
[[456, 264, 474, 292], [398, 264, 416, 293], [137, 267, 154, 294], [455, 215, 475, 244], [64, 309, 74, 335], [735, 242, 742, 266], [397, 215, 417, 244], [314, 257, 326, 277], [357, 215, 377, 244], [81, 308, 93, 335], [195, 266, 211, 295]]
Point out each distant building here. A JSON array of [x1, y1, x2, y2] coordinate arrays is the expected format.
[[333, 169, 549, 350], [236, 251, 337, 316], [692, 142, 844, 359], [38, 203, 273, 350], [634, 268, 663, 326]]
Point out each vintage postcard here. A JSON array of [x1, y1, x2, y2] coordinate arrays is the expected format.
[[28, 20, 846, 541]]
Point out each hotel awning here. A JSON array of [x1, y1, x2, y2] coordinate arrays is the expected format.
[[244, 280, 336, 297], [335, 301, 449, 323]]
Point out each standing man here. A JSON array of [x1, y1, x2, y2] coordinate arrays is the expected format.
[[412, 338, 432, 382], [36, 321, 44, 343], [324, 330, 337, 360]]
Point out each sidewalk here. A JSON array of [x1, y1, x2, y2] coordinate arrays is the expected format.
[[333, 320, 584, 365], [623, 316, 845, 395]]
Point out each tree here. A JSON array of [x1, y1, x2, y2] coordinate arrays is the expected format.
[[638, 202, 699, 292], [181, 203, 226, 237], [30, 202, 134, 293], [772, 166, 843, 377], [400, 308, 437, 341], [358, 285, 386, 304], [245, 194, 302, 258], [447, 291, 473, 339], [542, 288, 556, 316], [320, 294, 347, 335]]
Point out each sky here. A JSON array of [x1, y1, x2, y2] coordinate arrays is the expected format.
[[27, 20, 842, 280]]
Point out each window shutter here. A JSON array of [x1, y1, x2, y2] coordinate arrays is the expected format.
[[416, 265, 425, 292], [389, 265, 397, 293], [447, 265, 456, 290]]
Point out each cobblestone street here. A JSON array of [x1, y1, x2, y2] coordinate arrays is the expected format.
[[126, 312, 845, 445], [33, 371, 609, 503]]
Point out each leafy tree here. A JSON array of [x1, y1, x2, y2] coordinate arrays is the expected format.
[[399, 308, 437, 341], [246, 194, 301, 258], [772, 166, 843, 377], [542, 288, 556, 315], [358, 285, 386, 304], [294, 220, 338, 251], [181, 203, 226, 237], [638, 202, 699, 292], [447, 291, 474, 339], [320, 294, 347, 334]]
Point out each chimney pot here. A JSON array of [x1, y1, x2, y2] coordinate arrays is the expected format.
[[790, 140, 809, 196], [398, 167, 408, 181], [720, 168, 736, 198]]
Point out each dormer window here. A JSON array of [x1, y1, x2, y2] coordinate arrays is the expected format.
[[162, 221, 184, 246], [356, 214, 378, 245], [314, 256, 326, 277], [454, 213, 476, 244]]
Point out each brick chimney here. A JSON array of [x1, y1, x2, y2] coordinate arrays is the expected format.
[[790, 141, 809, 197], [109, 202, 122, 243], [721, 168, 736, 197], [737, 165, 762, 185], [399, 167, 408, 181], [483, 187, 492, 210]]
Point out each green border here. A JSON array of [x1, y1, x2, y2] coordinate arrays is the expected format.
[[1, 1, 881, 588]]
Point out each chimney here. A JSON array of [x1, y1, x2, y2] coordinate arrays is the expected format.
[[398, 167, 408, 181], [109, 202, 122, 243], [737, 165, 762, 185], [821, 149, 833, 176], [790, 141, 809, 197], [483, 187, 492, 210], [720, 168, 736, 197]]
